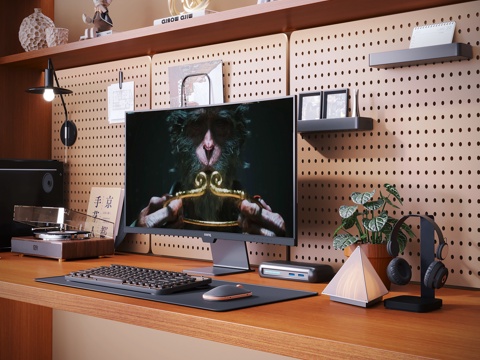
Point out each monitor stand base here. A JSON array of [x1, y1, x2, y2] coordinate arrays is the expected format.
[[184, 239, 252, 276], [185, 265, 253, 276]]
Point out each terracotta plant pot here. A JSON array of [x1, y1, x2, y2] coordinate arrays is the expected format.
[[344, 243, 393, 290]]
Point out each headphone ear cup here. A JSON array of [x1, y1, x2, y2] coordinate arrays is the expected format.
[[387, 257, 412, 285], [424, 261, 448, 289], [436, 242, 448, 261]]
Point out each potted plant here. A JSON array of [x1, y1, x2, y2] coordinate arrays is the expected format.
[[332, 184, 415, 288]]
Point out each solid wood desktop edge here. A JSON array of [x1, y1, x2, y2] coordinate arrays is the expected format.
[[0, 252, 478, 360]]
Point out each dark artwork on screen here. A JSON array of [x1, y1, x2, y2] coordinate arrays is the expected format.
[[125, 97, 296, 248]]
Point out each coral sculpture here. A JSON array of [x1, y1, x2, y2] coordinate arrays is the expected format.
[[19, 8, 55, 52]]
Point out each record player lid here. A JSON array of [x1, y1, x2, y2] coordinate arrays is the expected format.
[[13, 205, 114, 238]]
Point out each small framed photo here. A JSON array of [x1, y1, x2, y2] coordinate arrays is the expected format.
[[298, 92, 322, 120], [322, 89, 349, 119]]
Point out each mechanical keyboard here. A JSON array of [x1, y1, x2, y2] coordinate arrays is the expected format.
[[65, 264, 212, 295]]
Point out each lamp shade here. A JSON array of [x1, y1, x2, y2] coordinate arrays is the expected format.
[[26, 85, 72, 96], [26, 59, 72, 97], [322, 246, 388, 307]]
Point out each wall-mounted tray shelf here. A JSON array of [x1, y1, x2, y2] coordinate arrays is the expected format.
[[369, 43, 472, 69], [297, 117, 373, 133]]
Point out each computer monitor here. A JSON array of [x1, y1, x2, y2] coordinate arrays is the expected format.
[[124, 96, 297, 275]]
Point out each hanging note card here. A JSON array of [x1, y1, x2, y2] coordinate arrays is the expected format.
[[108, 81, 135, 124]]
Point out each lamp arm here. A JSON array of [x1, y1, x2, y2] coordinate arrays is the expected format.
[[53, 69, 69, 122], [49, 59, 77, 147]]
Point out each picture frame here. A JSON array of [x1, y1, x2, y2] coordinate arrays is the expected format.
[[298, 92, 322, 120], [168, 60, 223, 108], [321, 89, 349, 119]]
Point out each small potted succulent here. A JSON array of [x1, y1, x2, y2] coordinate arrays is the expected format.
[[332, 184, 415, 288]]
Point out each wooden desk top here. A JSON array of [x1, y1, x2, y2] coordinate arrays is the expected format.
[[0, 251, 478, 359]]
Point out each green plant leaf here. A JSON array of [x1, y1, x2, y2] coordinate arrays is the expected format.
[[378, 220, 395, 243], [363, 199, 385, 211], [382, 195, 400, 209], [339, 205, 357, 219], [383, 218, 396, 232], [333, 217, 355, 236], [342, 216, 357, 230], [400, 222, 416, 238], [351, 190, 375, 205], [384, 184, 403, 205], [333, 222, 344, 236], [333, 233, 358, 250], [362, 212, 388, 232]]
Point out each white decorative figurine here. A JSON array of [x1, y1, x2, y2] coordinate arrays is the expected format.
[[168, 0, 210, 16], [80, 0, 113, 40]]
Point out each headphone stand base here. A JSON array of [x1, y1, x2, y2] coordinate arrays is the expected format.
[[384, 295, 442, 313]]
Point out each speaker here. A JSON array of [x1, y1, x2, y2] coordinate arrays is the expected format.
[[0, 159, 64, 250], [387, 214, 448, 289]]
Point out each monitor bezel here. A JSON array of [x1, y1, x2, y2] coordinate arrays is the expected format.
[[123, 96, 298, 247]]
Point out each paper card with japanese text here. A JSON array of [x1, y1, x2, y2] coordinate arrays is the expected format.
[[86, 187, 124, 238]]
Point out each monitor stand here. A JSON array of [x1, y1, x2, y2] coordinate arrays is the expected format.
[[184, 239, 253, 276]]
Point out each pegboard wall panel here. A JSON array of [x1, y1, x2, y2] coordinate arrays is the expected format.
[[290, 1, 479, 288], [151, 34, 288, 108], [149, 34, 289, 264], [53, 56, 151, 254]]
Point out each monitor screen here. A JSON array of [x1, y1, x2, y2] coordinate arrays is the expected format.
[[124, 96, 297, 273]]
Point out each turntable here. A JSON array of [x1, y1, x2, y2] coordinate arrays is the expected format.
[[11, 206, 115, 261]]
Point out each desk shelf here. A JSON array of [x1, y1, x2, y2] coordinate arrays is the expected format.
[[369, 43, 473, 69], [297, 116, 373, 133], [1, 1, 471, 71]]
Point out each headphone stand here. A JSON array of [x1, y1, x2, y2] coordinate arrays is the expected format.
[[384, 216, 443, 312]]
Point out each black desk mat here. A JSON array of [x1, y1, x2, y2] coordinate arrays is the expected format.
[[36, 276, 317, 312]]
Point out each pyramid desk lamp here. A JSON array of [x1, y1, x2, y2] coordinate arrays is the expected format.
[[322, 246, 388, 307], [26, 58, 77, 146]]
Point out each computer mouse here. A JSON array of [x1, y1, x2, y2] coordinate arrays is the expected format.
[[202, 284, 253, 301]]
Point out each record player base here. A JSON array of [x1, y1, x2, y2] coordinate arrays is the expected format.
[[11, 236, 114, 261]]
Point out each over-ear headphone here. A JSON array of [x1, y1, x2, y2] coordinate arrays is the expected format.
[[387, 214, 448, 289]]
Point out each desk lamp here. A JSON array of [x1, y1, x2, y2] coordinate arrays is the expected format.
[[26, 58, 77, 146], [322, 246, 388, 307]]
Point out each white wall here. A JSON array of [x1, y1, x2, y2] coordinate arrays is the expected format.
[[54, 0, 257, 43]]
